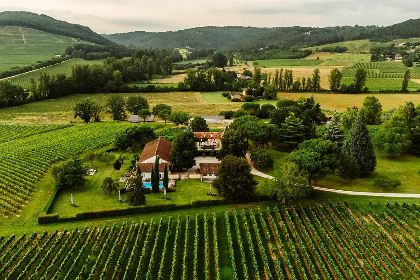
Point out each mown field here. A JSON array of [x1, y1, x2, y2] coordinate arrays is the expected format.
[[7, 59, 104, 87], [255, 59, 323, 67], [0, 26, 90, 72], [1, 203, 420, 279]]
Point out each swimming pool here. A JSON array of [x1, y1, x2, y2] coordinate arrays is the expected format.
[[142, 182, 164, 189]]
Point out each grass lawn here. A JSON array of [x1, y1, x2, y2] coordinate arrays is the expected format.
[[201, 91, 231, 103], [318, 154, 420, 193]]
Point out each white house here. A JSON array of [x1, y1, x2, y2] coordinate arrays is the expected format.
[[137, 138, 172, 180], [187, 124, 229, 151]]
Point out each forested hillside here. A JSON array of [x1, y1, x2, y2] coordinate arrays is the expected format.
[[0, 11, 114, 45], [105, 19, 420, 51]]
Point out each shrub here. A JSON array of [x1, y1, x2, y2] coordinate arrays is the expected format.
[[113, 159, 122, 170], [231, 98, 241, 102], [222, 92, 229, 97], [219, 110, 235, 119], [245, 96, 255, 102], [373, 177, 402, 189]]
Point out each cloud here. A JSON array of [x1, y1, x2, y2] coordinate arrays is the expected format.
[[2, 0, 420, 33]]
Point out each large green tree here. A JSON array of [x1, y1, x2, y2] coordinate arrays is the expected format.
[[74, 99, 97, 123], [171, 131, 197, 169], [114, 125, 156, 150], [106, 95, 127, 121], [341, 107, 358, 130], [101, 177, 118, 196], [263, 84, 277, 100], [328, 68, 342, 92], [362, 96, 382, 124], [211, 53, 228, 68], [190, 116, 209, 132], [126, 96, 149, 115], [152, 103, 172, 116], [262, 162, 313, 203], [217, 130, 249, 160], [169, 111, 190, 125], [52, 158, 86, 190], [127, 182, 146, 206], [250, 148, 274, 170], [213, 155, 257, 199], [342, 110, 377, 174], [288, 139, 340, 185], [278, 112, 306, 150], [373, 115, 411, 158], [311, 69, 321, 91], [138, 109, 152, 122], [354, 68, 367, 92]]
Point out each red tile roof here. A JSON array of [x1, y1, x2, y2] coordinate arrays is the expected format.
[[199, 163, 221, 175], [139, 137, 172, 163], [194, 132, 223, 139]]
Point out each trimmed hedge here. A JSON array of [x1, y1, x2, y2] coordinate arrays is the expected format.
[[38, 195, 271, 224], [43, 188, 60, 214]]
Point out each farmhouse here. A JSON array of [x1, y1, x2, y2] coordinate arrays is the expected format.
[[188, 124, 229, 151], [137, 137, 172, 180], [395, 54, 403, 61], [199, 163, 221, 181]]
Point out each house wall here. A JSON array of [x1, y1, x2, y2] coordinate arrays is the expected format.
[[142, 156, 169, 164], [141, 171, 169, 181], [201, 174, 217, 181], [196, 139, 222, 150]]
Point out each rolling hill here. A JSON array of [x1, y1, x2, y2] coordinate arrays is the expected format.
[[0, 26, 93, 72], [0, 11, 114, 45], [104, 18, 420, 51]]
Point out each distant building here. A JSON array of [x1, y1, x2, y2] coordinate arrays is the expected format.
[[128, 115, 155, 123], [188, 124, 229, 151], [236, 74, 251, 80], [137, 138, 172, 180], [395, 54, 403, 61], [200, 163, 221, 181]]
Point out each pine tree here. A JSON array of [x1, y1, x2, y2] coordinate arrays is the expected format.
[[127, 183, 146, 206], [402, 70, 410, 92], [151, 156, 160, 193], [322, 114, 345, 147], [278, 112, 306, 150], [342, 110, 377, 174]]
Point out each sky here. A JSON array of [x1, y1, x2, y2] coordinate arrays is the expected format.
[[2, 0, 420, 34]]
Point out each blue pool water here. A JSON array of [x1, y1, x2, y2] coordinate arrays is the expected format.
[[143, 182, 164, 189]]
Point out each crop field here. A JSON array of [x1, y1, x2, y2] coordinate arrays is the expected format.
[[7, 59, 104, 88], [0, 123, 129, 217], [0, 26, 90, 72], [127, 82, 179, 88], [277, 92, 420, 111], [174, 59, 207, 65], [1, 203, 420, 279], [255, 59, 324, 68]]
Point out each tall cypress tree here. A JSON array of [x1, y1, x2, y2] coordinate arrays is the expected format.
[[151, 156, 160, 193], [342, 110, 376, 174], [163, 165, 169, 190]]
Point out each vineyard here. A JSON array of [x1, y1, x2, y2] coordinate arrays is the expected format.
[[0, 123, 129, 217], [0, 203, 420, 279]]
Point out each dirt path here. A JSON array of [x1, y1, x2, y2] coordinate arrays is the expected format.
[[313, 186, 420, 198], [19, 27, 26, 45]]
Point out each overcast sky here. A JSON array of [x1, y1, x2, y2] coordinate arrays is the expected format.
[[2, 0, 420, 34]]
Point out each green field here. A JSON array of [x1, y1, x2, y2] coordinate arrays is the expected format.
[[255, 59, 323, 68], [7, 59, 103, 87], [0, 26, 92, 72]]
